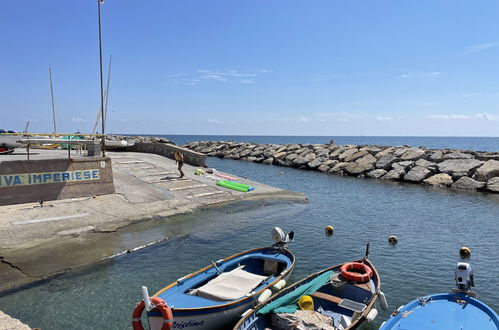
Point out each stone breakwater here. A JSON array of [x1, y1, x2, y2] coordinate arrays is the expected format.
[[183, 141, 499, 193]]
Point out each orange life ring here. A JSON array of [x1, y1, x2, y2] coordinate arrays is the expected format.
[[132, 296, 173, 330], [340, 262, 373, 283]]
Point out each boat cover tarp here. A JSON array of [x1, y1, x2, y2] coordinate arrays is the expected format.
[[196, 267, 267, 301], [258, 271, 333, 314]]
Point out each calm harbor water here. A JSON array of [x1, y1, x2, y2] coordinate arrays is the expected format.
[[1, 137, 499, 329]]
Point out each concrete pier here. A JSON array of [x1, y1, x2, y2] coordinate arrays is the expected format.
[[0, 149, 306, 294]]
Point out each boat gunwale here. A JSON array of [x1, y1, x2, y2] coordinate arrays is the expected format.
[[152, 246, 296, 312]]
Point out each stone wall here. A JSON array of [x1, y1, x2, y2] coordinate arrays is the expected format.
[[183, 141, 499, 193], [0, 157, 115, 206], [123, 142, 206, 167]]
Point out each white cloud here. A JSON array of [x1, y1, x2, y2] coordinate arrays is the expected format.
[[298, 116, 309, 123], [376, 116, 394, 121], [461, 93, 480, 98], [207, 118, 223, 124], [72, 117, 87, 123], [399, 72, 441, 79], [427, 113, 499, 121], [166, 69, 271, 85], [462, 42, 498, 54]]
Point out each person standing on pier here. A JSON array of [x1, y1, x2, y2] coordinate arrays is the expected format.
[[175, 150, 185, 178]]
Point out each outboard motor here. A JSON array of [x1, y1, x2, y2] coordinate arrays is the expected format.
[[455, 262, 474, 292], [272, 227, 294, 248]]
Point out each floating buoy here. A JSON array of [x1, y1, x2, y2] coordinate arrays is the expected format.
[[388, 235, 398, 245], [325, 225, 334, 235], [460, 247, 471, 259], [279, 171, 285, 175], [379, 291, 389, 311]]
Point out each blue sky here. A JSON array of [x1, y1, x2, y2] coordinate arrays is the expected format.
[[1, 1, 499, 136]]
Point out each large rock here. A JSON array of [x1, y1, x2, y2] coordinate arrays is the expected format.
[[262, 157, 274, 165], [344, 150, 368, 162], [429, 150, 444, 162], [423, 173, 453, 186], [275, 159, 291, 167], [473, 160, 499, 182], [344, 154, 377, 175], [338, 148, 359, 161], [381, 168, 405, 180], [292, 155, 309, 167], [366, 169, 387, 179], [375, 147, 395, 159], [400, 148, 426, 161], [415, 159, 438, 168], [452, 177, 485, 190], [392, 161, 414, 171], [437, 159, 484, 175], [393, 147, 409, 157], [404, 166, 433, 182], [486, 177, 499, 192], [442, 152, 473, 160], [307, 157, 324, 169], [329, 162, 348, 174], [273, 151, 288, 159], [376, 155, 397, 170], [285, 153, 298, 162], [329, 146, 348, 159]]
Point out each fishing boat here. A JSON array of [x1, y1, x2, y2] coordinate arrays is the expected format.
[[234, 244, 386, 330], [132, 227, 296, 330], [380, 262, 499, 330]]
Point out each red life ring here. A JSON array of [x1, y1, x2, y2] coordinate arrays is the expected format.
[[340, 262, 373, 283], [132, 296, 173, 330]]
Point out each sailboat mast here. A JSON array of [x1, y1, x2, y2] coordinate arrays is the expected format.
[[97, 0, 105, 155], [104, 54, 112, 126], [48, 66, 57, 134]]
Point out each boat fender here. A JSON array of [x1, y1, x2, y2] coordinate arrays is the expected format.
[[366, 308, 378, 322], [388, 235, 398, 245], [460, 246, 471, 259], [132, 296, 173, 330], [257, 289, 272, 304], [379, 291, 389, 311], [273, 279, 286, 291], [325, 225, 334, 235]]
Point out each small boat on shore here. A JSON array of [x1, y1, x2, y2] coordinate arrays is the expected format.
[[380, 262, 499, 330], [234, 244, 384, 330], [132, 228, 295, 330]]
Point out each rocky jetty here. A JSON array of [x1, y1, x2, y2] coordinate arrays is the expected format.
[[183, 141, 499, 194], [106, 135, 174, 144]]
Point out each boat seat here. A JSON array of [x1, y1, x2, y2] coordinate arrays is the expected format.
[[311, 292, 367, 312], [311, 291, 342, 304]]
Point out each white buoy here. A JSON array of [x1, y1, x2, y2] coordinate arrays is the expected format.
[[273, 280, 286, 290], [142, 286, 151, 311], [379, 291, 389, 311], [366, 308, 378, 322], [257, 289, 272, 304]]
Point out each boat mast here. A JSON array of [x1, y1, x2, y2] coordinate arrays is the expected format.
[[104, 54, 112, 127], [48, 66, 57, 134], [97, 0, 105, 156]]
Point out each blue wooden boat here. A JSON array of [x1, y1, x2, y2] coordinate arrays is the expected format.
[[132, 228, 295, 330], [380, 262, 499, 330], [234, 244, 386, 330]]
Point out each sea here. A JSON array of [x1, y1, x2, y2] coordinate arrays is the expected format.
[[0, 135, 498, 329]]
